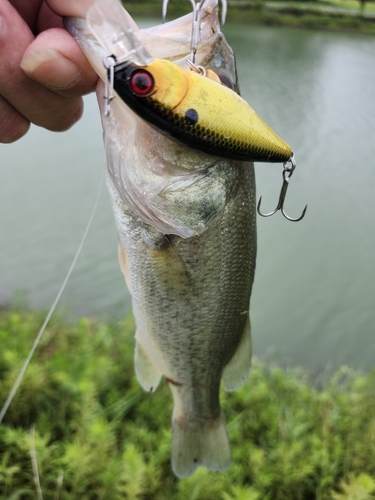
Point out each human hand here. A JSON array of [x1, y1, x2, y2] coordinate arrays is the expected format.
[[0, 0, 98, 143]]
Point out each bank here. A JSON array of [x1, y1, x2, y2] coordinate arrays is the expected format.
[[125, 0, 375, 34]]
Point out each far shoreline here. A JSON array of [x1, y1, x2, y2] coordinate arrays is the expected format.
[[125, 1, 375, 35]]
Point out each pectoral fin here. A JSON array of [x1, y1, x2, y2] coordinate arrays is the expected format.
[[134, 336, 162, 393], [147, 236, 190, 293], [222, 316, 252, 392]]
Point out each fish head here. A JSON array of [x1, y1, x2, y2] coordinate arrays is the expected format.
[[65, 0, 241, 237]]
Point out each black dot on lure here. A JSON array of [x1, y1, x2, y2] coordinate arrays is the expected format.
[[185, 108, 199, 126]]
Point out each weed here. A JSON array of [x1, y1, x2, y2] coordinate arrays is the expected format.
[[1, 311, 375, 498]]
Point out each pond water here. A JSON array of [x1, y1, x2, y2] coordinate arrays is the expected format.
[[1, 24, 375, 373]]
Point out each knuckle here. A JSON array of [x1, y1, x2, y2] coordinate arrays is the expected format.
[[0, 120, 30, 143], [0, 100, 30, 143]]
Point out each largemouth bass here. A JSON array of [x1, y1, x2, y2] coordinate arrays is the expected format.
[[66, 0, 257, 477]]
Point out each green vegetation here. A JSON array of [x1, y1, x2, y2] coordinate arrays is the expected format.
[[2, 310, 375, 498], [124, 0, 375, 34]]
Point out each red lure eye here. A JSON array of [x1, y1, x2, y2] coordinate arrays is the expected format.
[[129, 70, 154, 96]]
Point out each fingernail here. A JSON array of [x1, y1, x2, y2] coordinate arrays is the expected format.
[[20, 49, 80, 89]]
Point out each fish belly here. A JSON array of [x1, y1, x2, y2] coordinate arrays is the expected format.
[[110, 161, 256, 477]]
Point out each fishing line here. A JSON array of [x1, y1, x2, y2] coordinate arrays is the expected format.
[[0, 174, 104, 424]]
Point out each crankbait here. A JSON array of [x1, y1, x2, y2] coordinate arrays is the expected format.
[[108, 57, 292, 163]]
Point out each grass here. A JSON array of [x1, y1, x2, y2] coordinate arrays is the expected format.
[[2, 309, 375, 498], [320, 0, 375, 11]]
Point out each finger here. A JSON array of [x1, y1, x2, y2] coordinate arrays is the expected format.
[[21, 28, 98, 97], [45, 0, 95, 19], [9, 0, 44, 32], [37, 1, 63, 32], [0, 0, 84, 132], [0, 95, 30, 144], [45, 0, 139, 30]]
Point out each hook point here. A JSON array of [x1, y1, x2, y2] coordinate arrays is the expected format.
[[283, 204, 308, 222]]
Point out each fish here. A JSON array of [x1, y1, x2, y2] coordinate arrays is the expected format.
[[64, 0, 284, 477]]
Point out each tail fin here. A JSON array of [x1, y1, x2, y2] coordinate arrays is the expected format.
[[171, 412, 230, 478]]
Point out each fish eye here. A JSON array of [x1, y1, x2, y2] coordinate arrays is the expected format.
[[129, 70, 154, 96]]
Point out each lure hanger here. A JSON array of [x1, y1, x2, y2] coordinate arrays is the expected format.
[[257, 154, 308, 222], [103, 55, 117, 117]]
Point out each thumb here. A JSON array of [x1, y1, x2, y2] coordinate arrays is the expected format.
[[20, 27, 98, 97]]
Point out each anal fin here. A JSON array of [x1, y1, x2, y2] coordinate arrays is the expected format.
[[222, 315, 252, 392], [134, 335, 162, 393]]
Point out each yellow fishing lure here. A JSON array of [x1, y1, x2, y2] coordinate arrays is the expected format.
[[112, 58, 292, 163]]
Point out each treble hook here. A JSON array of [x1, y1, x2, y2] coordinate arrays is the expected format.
[[162, 0, 227, 28], [257, 154, 307, 222], [188, 0, 204, 64], [162, 0, 204, 64], [162, 1, 227, 63]]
